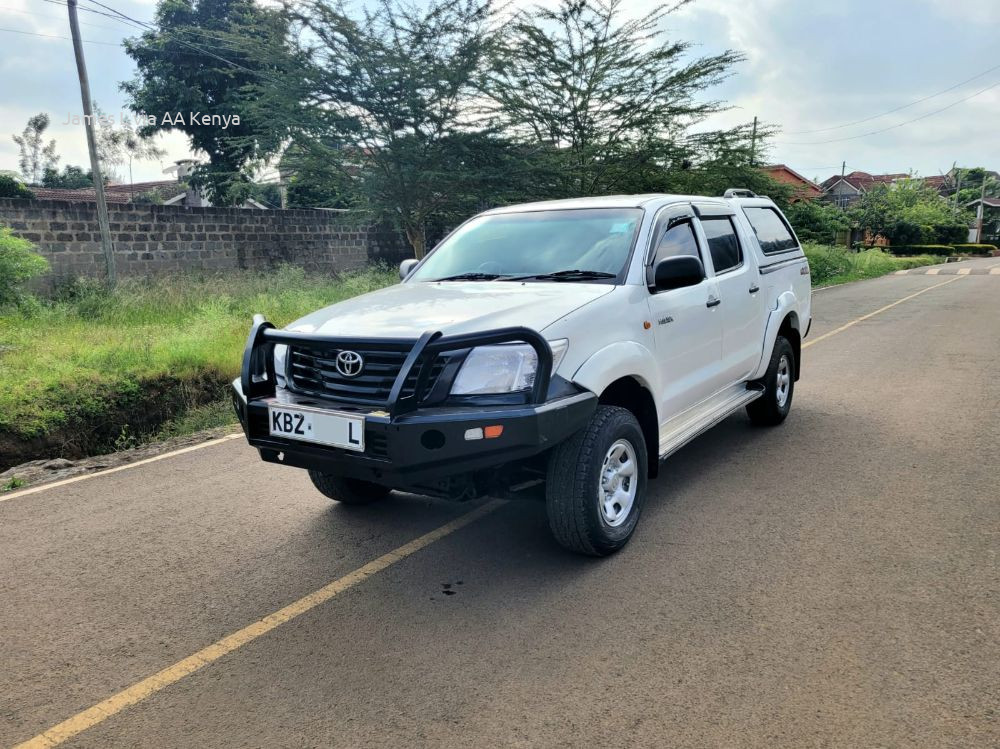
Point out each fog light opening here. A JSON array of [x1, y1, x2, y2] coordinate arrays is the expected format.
[[421, 429, 446, 450]]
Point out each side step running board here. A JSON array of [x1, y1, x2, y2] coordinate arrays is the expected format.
[[658, 387, 763, 460]]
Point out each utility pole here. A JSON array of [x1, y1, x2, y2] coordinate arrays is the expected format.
[[749, 116, 758, 167], [67, 0, 115, 284], [976, 179, 986, 243]]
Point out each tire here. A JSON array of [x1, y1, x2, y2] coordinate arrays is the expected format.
[[545, 405, 649, 556], [746, 335, 795, 426], [308, 471, 391, 504]]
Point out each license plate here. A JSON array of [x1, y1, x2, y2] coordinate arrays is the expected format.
[[268, 405, 365, 452]]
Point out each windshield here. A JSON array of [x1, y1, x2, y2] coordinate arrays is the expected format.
[[409, 208, 643, 282]]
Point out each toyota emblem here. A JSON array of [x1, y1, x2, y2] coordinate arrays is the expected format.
[[335, 350, 364, 378]]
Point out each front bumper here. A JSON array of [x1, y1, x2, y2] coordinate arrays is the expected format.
[[232, 317, 596, 488], [232, 379, 597, 486]]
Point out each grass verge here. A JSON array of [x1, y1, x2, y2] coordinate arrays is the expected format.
[[0, 265, 396, 470], [803, 243, 945, 287]]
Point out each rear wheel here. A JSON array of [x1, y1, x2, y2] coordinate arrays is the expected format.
[[308, 471, 391, 504], [545, 405, 648, 556], [746, 335, 795, 426]]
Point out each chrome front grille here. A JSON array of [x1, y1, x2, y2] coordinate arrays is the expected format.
[[288, 345, 447, 405]]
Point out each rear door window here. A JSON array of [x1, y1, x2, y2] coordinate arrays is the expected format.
[[742, 207, 799, 254], [700, 217, 742, 274]]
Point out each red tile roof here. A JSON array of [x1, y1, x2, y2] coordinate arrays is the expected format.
[[30, 187, 133, 203], [821, 171, 911, 191], [29, 180, 184, 204]]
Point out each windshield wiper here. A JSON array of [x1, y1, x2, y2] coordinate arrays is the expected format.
[[432, 272, 504, 281], [507, 269, 617, 282]]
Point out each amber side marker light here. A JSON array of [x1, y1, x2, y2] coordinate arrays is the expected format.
[[643, 320, 652, 329], [464, 425, 505, 441]]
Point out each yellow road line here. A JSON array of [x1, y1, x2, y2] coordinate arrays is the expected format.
[[925, 267, 941, 275], [957, 268, 972, 275], [0, 433, 244, 503], [12, 498, 506, 749], [804, 276, 963, 349]]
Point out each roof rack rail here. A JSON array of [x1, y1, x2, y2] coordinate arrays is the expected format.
[[723, 188, 757, 199]]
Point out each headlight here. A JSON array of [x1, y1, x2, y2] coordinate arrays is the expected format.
[[273, 343, 288, 387], [451, 339, 568, 395]]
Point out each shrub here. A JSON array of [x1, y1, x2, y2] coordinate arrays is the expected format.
[[132, 190, 163, 205], [0, 225, 49, 306], [0, 175, 35, 199], [890, 244, 954, 256], [950, 243, 998, 255]]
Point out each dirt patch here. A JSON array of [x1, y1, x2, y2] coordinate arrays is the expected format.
[[0, 372, 231, 472], [1, 424, 242, 492]]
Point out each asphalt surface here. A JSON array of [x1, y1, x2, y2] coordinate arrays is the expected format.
[[2, 256, 999, 748]]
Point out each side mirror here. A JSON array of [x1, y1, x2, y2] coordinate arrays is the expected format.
[[399, 258, 418, 280], [652, 255, 704, 292]]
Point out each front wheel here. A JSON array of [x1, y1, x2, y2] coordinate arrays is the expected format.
[[545, 405, 648, 556], [746, 335, 795, 426], [308, 471, 392, 504]]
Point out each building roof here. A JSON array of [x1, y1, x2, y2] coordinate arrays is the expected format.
[[761, 164, 823, 197], [30, 187, 133, 203], [820, 171, 910, 191]]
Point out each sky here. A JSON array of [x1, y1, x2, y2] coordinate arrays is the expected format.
[[0, 0, 997, 186]]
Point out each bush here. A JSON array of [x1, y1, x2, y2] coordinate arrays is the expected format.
[[132, 190, 163, 205], [950, 243, 998, 255], [0, 225, 49, 306], [889, 244, 954, 256], [0, 175, 35, 199], [803, 243, 945, 285], [783, 200, 850, 244]]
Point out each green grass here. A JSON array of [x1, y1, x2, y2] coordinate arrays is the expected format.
[[0, 265, 396, 460], [2, 477, 26, 493], [803, 243, 945, 287]]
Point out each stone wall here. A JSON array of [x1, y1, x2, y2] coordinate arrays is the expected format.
[[0, 198, 412, 282]]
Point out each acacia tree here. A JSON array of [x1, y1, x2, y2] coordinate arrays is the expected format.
[[12, 114, 59, 185], [123, 0, 293, 204], [280, 0, 515, 257], [486, 0, 747, 197]]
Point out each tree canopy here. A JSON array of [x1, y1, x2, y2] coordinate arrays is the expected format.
[[122, 0, 293, 204], [12, 114, 59, 185]]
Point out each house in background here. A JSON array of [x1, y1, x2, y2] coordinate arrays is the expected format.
[[819, 171, 909, 207], [29, 160, 268, 209], [760, 164, 822, 202]]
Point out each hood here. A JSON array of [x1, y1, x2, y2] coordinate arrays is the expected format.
[[287, 280, 614, 338]]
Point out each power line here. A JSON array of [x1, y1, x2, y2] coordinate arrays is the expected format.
[[0, 2, 124, 31], [80, 0, 287, 83], [777, 79, 1000, 146], [0, 24, 120, 44], [785, 60, 1000, 135]]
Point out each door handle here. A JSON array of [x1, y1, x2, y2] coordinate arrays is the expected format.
[[706, 297, 721, 308], [749, 284, 760, 294]]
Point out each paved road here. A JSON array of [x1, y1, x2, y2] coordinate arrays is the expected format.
[[3, 257, 999, 748]]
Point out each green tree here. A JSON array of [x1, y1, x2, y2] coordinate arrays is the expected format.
[[122, 0, 293, 205], [92, 105, 166, 185], [851, 179, 968, 246], [12, 114, 59, 185], [783, 199, 850, 244], [485, 0, 746, 197], [0, 175, 35, 199], [41, 165, 95, 189], [282, 0, 515, 257]]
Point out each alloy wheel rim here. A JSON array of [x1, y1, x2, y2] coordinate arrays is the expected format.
[[599, 439, 638, 527], [776, 355, 791, 408]]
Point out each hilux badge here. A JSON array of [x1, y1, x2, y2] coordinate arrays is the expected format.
[[335, 350, 364, 377]]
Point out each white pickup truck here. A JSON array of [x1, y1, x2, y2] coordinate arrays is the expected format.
[[234, 190, 811, 555]]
